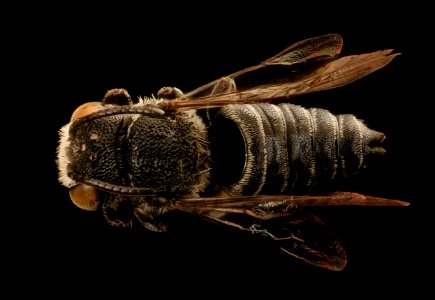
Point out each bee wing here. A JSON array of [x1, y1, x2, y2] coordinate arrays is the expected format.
[[180, 33, 343, 100], [175, 198, 347, 271], [173, 192, 409, 213], [251, 212, 347, 271], [160, 35, 399, 112], [172, 192, 407, 271]]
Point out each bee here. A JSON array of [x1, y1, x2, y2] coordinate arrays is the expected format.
[[56, 33, 409, 271]]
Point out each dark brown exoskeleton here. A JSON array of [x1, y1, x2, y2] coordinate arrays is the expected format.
[[56, 33, 408, 271]]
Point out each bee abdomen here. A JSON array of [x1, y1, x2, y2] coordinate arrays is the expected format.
[[217, 103, 385, 195]]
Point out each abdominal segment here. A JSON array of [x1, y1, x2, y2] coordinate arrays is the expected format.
[[211, 103, 385, 195]]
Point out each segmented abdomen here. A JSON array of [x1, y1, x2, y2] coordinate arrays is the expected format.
[[216, 103, 385, 195]]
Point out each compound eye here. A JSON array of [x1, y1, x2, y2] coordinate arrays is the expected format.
[[69, 184, 100, 211], [70, 102, 105, 122]]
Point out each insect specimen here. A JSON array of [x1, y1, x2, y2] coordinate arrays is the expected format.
[[56, 33, 408, 271]]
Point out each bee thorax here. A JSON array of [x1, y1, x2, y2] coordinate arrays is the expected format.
[[65, 110, 210, 196]]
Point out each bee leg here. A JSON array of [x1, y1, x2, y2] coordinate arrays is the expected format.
[[102, 88, 132, 105], [211, 76, 237, 95], [101, 196, 136, 228], [157, 87, 184, 100], [134, 218, 168, 232], [133, 202, 169, 232]]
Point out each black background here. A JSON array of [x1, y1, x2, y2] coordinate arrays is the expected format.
[[5, 3, 430, 297]]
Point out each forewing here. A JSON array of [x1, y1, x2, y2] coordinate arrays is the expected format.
[[173, 192, 409, 214], [162, 49, 399, 112]]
